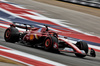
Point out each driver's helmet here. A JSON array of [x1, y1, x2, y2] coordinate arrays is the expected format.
[[41, 27, 47, 32]]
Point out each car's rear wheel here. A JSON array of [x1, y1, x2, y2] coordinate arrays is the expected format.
[[4, 27, 20, 43], [75, 41, 88, 58], [44, 36, 59, 51]]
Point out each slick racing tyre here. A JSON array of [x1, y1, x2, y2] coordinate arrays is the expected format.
[[44, 36, 58, 51], [75, 41, 88, 58], [4, 27, 20, 43]]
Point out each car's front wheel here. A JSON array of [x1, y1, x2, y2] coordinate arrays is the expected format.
[[75, 41, 88, 58]]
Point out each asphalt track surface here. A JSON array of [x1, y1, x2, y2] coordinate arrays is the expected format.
[[0, 0, 100, 66], [0, 32, 100, 66], [6, 0, 100, 36]]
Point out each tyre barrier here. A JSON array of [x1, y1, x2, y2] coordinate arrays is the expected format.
[[59, 0, 100, 8]]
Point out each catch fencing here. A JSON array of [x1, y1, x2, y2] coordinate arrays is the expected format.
[[60, 0, 100, 8]]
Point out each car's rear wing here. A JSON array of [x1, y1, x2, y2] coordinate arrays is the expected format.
[[10, 22, 53, 31], [10, 22, 34, 31]]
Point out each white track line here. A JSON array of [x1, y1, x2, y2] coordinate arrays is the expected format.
[[0, 2, 94, 36], [0, 20, 100, 51], [0, 55, 32, 66], [0, 0, 100, 51], [0, 45, 66, 66]]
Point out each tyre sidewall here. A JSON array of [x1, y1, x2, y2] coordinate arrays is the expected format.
[[4, 27, 20, 43], [44, 36, 58, 50], [75, 41, 88, 58]]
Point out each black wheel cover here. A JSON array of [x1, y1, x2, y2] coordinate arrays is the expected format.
[[75, 41, 88, 58]]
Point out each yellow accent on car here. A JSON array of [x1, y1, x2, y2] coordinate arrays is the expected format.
[[35, 34, 39, 39], [30, 34, 34, 40]]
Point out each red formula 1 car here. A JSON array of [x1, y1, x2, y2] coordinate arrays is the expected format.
[[4, 24, 96, 58]]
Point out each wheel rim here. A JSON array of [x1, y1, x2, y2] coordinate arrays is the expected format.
[[45, 39, 51, 47], [6, 30, 11, 38]]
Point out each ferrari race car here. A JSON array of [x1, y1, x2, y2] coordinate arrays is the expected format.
[[4, 23, 96, 58]]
